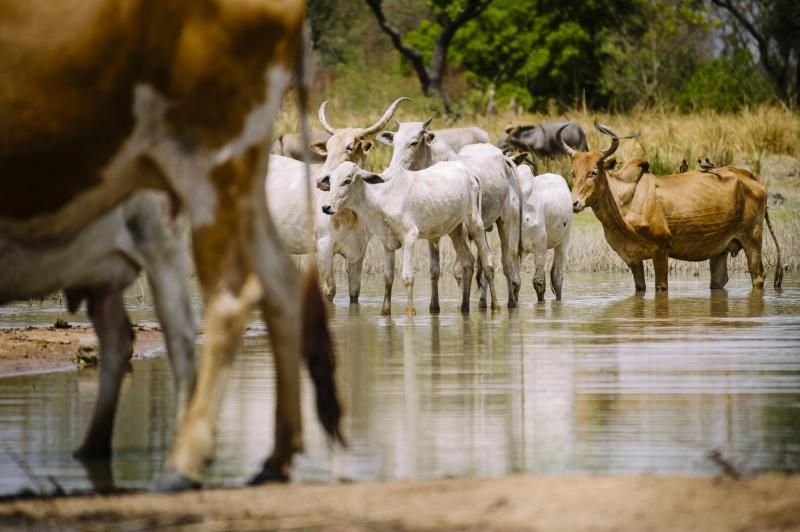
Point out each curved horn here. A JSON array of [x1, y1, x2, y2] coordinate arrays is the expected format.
[[318, 101, 336, 134], [556, 125, 577, 157], [362, 97, 414, 136], [594, 120, 640, 159], [422, 117, 433, 130]]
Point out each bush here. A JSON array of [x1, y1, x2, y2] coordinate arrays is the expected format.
[[676, 51, 775, 112]]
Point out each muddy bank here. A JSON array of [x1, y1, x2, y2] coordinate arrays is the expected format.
[[0, 325, 165, 376], [2, 474, 798, 531]]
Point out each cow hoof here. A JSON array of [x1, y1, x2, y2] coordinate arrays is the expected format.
[[151, 469, 201, 493], [381, 307, 391, 316], [349, 296, 359, 304], [429, 305, 440, 314], [507, 300, 517, 309], [249, 463, 290, 485], [491, 303, 501, 312], [478, 300, 487, 310], [405, 307, 416, 316]]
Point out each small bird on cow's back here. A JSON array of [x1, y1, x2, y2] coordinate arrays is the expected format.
[[679, 159, 688, 173], [698, 158, 721, 177]]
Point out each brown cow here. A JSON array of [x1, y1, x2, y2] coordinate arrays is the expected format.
[[0, 0, 341, 491], [561, 122, 783, 293]]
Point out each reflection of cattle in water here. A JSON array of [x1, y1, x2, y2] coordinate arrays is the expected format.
[[0, 0, 342, 491]]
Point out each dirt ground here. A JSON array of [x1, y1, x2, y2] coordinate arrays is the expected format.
[[0, 325, 164, 376], [1, 474, 798, 531]]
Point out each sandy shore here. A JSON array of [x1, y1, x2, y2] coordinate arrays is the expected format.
[[1, 474, 798, 530], [0, 324, 165, 376]]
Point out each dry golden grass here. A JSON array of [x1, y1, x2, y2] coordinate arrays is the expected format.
[[276, 102, 799, 277]]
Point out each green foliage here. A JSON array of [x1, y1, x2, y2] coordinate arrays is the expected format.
[[676, 50, 775, 112]]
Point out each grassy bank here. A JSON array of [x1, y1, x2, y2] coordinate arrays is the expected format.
[[278, 103, 799, 276]]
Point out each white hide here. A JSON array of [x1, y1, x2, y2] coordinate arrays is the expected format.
[[378, 122, 521, 306], [434, 126, 491, 152], [323, 160, 498, 314], [517, 166, 573, 300], [266, 154, 370, 300]]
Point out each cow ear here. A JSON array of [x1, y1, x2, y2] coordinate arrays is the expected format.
[[317, 175, 331, 191], [362, 140, 374, 153], [356, 169, 384, 184], [376, 131, 394, 146], [424, 132, 435, 145], [310, 141, 328, 156]]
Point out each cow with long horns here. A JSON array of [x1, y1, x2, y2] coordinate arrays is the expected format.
[[561, 122, 783, 292], [267, 98, 411, 303]]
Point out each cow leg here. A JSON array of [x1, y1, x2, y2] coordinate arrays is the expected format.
[[496, 218, 520, 308], [74, 285, 135, 460], [653, 253, 669, 292], [129, 196, 197, 429], [249, 204, 305, 484], [467, 225, 499, 312], [347, 254, 365, 304], [476, 258, 487, 310], [154, 213, 262, 491], [449, 226, 475, 314], [318, 236, 336, 302], [402, 230, 419, 316], [742, 233, 765, 289], [709, 252, 729, 289], [382, 246, 395, 316], [630, 261, 646, 292], [551, 242, 567, 301], [428, 239, 441, 314], [532, 246, 547, 302]]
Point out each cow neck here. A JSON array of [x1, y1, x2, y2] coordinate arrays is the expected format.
[[357, 165, 406, 220], [592, 170, 635, 235]]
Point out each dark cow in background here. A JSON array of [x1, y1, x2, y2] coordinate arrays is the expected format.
[[498, 120, 588, 160]]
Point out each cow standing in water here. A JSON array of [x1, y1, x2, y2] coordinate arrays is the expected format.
[[563, 122, 783, 293], [0, 0, 342, 492]]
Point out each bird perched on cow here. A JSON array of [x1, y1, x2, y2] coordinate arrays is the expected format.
[[679, 159, 689, 173]]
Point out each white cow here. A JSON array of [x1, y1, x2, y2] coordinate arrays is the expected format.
[[517, 163, 573, 300], [0, 191, 196, 460], [267, 99, 410, 303], [319, 161, 499, 315], [267, 154, 370, 303], [377, 120, 522, 308], [434, 126, 491, 152]]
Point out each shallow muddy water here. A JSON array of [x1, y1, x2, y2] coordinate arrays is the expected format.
[[1, 273, 799, 496]]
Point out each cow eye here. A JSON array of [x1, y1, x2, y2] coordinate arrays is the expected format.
[[590, 168, 599, 177], [346, 143, 355, 152], [342, 178, 352, 186], [409, 140, 418, 147]]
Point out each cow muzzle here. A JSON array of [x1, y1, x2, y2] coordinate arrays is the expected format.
[[572, 199, 585, 213], [322, 204, 335, 215]]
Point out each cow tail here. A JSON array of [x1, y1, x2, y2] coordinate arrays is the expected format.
[[295, 22, 345, 445], [765, 208, 783, 290]]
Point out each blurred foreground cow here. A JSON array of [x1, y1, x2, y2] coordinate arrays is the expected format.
[[433, 126, 491, 152], [499, 121, 588, 160], [0, 0, 342, 491], [564, 122, 783, 292]]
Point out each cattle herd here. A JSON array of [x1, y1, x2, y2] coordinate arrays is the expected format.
[[0, 1, 784, 492]]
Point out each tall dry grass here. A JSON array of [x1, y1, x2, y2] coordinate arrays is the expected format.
[[276, 102, 799, 278]]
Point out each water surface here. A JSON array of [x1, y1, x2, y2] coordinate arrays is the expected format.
[[1, 273, 798, 496]]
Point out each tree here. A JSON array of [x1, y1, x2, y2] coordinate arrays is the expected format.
[[364, 0, 493, 113], [710, 0, 800, 104]]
